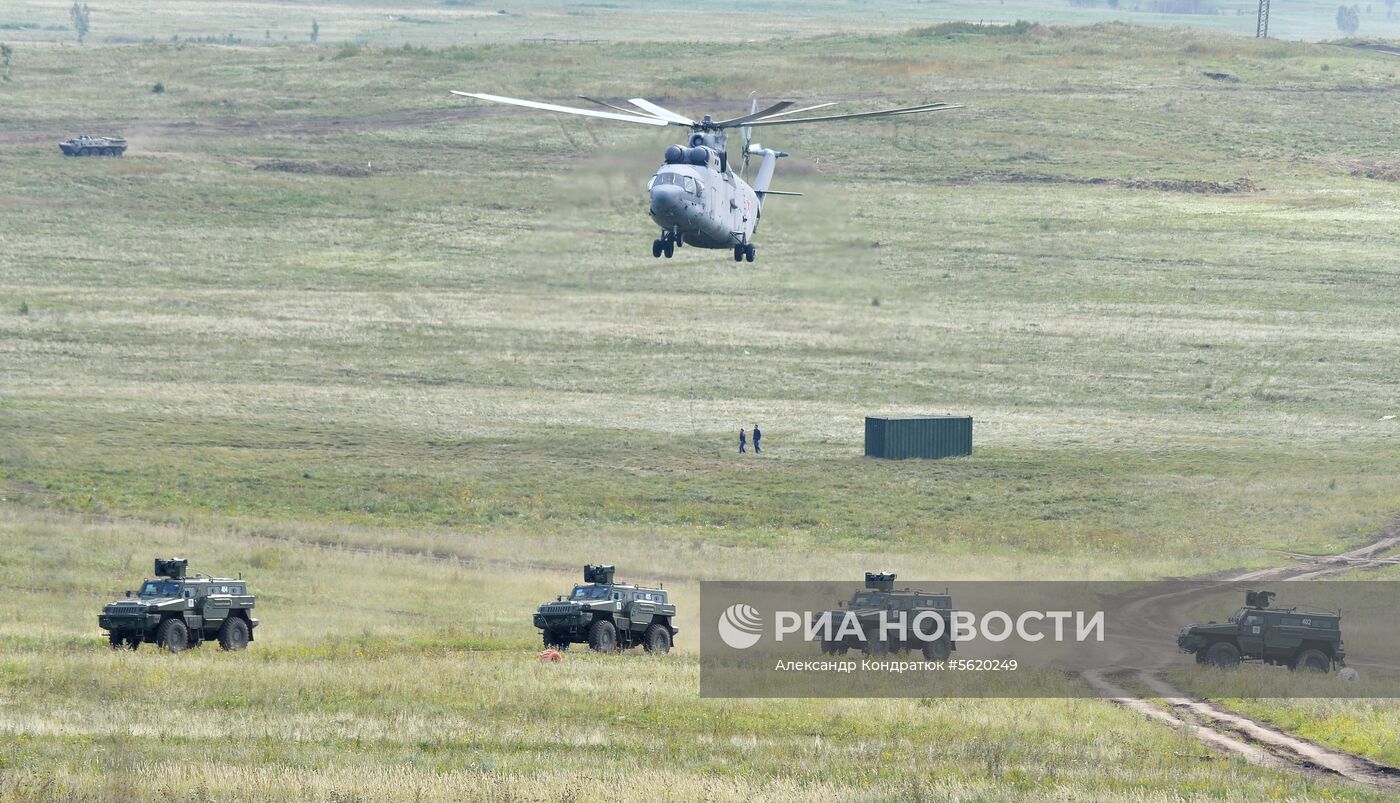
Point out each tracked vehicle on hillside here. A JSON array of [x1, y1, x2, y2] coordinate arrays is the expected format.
[[534, 564, 677, 654], [98, 558, 258, 652], [1177, 590, 1344, 672], [59, 135, 127, 156]]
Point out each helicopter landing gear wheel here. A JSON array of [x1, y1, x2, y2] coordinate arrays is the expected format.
[[733, 245, 743, 262], [673, 231, 683, 248], [663, 238, 675, 258], [744, 244, 756, 263], [652, 239, 663, 258]]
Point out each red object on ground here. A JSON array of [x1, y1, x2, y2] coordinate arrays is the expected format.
[[538, 648, 564, 663]]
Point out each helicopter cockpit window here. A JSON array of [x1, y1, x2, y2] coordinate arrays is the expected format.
[[651, 172, 687, 189], [683, 177, 696, 194]]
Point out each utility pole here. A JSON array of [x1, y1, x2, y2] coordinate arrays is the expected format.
[[1256, 0, 1271, 37]]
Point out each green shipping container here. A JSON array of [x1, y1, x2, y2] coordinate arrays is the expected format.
[[864, 415, 972, 460]]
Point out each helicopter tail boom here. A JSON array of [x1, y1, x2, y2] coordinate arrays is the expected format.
[[750, 147, 782, 209]]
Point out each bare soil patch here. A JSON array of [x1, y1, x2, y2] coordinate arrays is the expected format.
[[254, 159, 371, 177]]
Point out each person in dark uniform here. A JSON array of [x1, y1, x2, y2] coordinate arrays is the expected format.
[[752, 423, 762, 453], [739, 428, 747, 454]]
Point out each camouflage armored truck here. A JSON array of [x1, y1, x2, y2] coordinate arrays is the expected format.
[[59, 135, 127, 156], [98, 558, 258, 652], [534, 564, 676, 654], [819, 572, 956, 660], [1178, 590, 1344, 672]]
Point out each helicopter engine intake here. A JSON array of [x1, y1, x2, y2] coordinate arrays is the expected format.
[[664, 145, 711, 167]]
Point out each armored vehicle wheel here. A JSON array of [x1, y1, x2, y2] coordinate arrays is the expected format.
[[1205, 641, 1240, 669], [652, 239, 663, 258], [744, 244, 755, 263], [542, 632, 570, 651], [1293, 649, 1330, 673], [158, 618, 190, 653], [587, 619, 618, 653], [643, 623, 671, 655], [218, 616, 250, 651], [922, 637, 951, 661]]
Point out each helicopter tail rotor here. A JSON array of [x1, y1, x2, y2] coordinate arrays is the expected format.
[[741, 96, 757, 179]]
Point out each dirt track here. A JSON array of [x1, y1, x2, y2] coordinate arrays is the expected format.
[[1093, 518, 1400, 791], [0, 107, 489, 146]]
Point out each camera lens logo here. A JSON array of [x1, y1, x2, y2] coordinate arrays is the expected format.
[[717, 603, 763, 649]]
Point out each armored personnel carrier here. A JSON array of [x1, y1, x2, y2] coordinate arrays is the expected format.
[[59, 135, 127, 156], [819, 572, 956, 660], [534, 564, 676, 654], [98, 558, 258, 652], [1177, 590, 1344, 672]]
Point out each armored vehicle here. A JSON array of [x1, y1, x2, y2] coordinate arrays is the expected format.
[[819, 572, 956, 660], [534, 564, 677, 654], [59, 135, 127, 156], [98, 558, 258, 652], [1178, 590, 1344, 672]]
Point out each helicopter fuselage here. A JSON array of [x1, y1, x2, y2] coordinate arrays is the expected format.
[[647, 144, 761, 251]]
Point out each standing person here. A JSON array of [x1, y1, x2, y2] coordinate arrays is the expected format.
[[739, 427, 747, 454], [752, 423, 762, 454]]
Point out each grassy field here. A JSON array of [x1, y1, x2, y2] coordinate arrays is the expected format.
[[2, 15, 1400, 800]]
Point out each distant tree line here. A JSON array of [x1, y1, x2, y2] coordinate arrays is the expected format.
[[69, 2, 90, 44], [1068, 0, 1219, 13], [1336, 4, 1361, 33]]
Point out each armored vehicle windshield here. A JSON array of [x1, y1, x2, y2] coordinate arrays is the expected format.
[[140, 580, 182, 597], [571, 585, 612, 600]]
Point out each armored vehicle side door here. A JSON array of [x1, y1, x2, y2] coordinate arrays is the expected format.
[[202, 581, 236, 629], [1263, 613, 1312, 656], [610, 589, 630, 632], [182, 586, 205, 632], [1237, 612, 1265, 654], [627, 590, 668, 632]]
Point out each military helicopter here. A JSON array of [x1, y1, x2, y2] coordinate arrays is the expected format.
[[451, 91, 959, 262]]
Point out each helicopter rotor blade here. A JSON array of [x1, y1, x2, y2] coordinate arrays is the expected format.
[[729, 101, 837, 124], [713, 100, 796, 128], [451, 91, 671, 127], [577, 95, 647, 116], [741, 102, 961, 128], [626, 98, 696, 126]]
